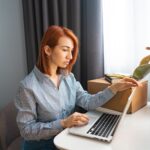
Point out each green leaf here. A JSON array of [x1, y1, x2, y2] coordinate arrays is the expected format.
[[132, 64, 150, 80]]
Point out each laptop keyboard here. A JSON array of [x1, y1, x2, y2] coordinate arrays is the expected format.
[[87, 113, 120, 138]]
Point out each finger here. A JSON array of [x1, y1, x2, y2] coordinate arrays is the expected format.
[[121, 82, 137, 91], [74, 112, 89, 120], [74, 120, 88, 126], [79, 116, 89, 122], [122, 82, 137, 89], [123, 77, 139, 86], [80, 114, 89, 120], [75, 115, 89, 123], [79, 116, 89, 123], [127, 82, 137, 86], [123, 77, 136, 82]]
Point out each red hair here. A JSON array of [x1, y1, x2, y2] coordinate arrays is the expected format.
[[36, 25, 79, 75]]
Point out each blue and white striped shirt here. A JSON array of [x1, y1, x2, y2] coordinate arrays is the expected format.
[[15, 66, 115, 140]]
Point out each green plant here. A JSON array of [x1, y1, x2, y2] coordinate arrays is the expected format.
[[132, 47, 150, 80]]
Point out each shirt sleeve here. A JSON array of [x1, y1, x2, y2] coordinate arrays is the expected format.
[[75, 81, 116, 111], [15, 85, 63, 141]]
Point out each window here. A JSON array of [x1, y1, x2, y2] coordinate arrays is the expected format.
[[102, 0, 150, 75]]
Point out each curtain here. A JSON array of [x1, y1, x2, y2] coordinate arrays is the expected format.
[[22, 0, 104, 89], [81, 0, 104, 88]]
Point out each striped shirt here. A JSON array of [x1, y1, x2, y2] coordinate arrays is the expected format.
[[15, 66, 115, 140]]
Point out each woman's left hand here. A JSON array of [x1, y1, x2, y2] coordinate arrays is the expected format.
[[108, 77, 140, 94]]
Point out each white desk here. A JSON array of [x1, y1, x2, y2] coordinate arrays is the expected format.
[[54, 103, 150, 150]]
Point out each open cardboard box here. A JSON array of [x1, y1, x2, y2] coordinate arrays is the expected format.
[[88, 78, 148, 113]]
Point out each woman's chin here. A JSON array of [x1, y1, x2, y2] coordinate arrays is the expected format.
[[59, 65, 68, 68]]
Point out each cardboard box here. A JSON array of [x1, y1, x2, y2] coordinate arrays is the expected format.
[[88, 78, 148, 113]]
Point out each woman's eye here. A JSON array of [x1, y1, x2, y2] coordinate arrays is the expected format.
[[63, 49, 68, 51]]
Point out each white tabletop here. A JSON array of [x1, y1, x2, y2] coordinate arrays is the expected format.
[[54, 103, 150, 150]]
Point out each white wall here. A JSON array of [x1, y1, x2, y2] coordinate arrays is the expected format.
[[0, 0, 27, 109]]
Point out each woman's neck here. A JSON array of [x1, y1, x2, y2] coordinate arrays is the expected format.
[[50, 74, 60, 88], [46, 63, 61, 88]]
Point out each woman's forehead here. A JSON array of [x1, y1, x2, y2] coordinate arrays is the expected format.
[[57, 36, 74, 48]]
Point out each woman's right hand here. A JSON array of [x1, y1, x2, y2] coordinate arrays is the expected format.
[[61, 112, 89, 128], [108, 77, 140, 94]]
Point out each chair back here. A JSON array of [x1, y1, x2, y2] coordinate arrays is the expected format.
[[0, 101, 20, 149]]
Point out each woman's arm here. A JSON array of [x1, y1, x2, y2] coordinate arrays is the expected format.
[[75, 77, 139, 111], [15, 86, 63, 141]]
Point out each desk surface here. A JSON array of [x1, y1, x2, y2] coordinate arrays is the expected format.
[[54, 103, 150, 150]]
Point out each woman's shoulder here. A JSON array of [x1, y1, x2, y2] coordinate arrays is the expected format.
[[19, 70, 37, 89], [63, 72, 78, 85], [65, 72, 75, 80]]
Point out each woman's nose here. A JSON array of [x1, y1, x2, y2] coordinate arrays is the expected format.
[[67, 52, 72, 60]]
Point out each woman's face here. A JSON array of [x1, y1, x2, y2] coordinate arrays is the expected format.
[[49, 36, 74, 68]]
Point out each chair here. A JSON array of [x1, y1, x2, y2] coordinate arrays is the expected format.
[[0, 101, 23, 150]]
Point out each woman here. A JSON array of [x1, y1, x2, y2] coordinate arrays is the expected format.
[[15, 25, 139, 150]]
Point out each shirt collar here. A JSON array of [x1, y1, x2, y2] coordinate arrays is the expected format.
[[33, 66, 68, 82]]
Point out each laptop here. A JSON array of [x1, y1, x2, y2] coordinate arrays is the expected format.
[[68, 87, 137, 142]]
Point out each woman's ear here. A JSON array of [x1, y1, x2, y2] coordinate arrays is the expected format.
[[44, 45, 51, 57]]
